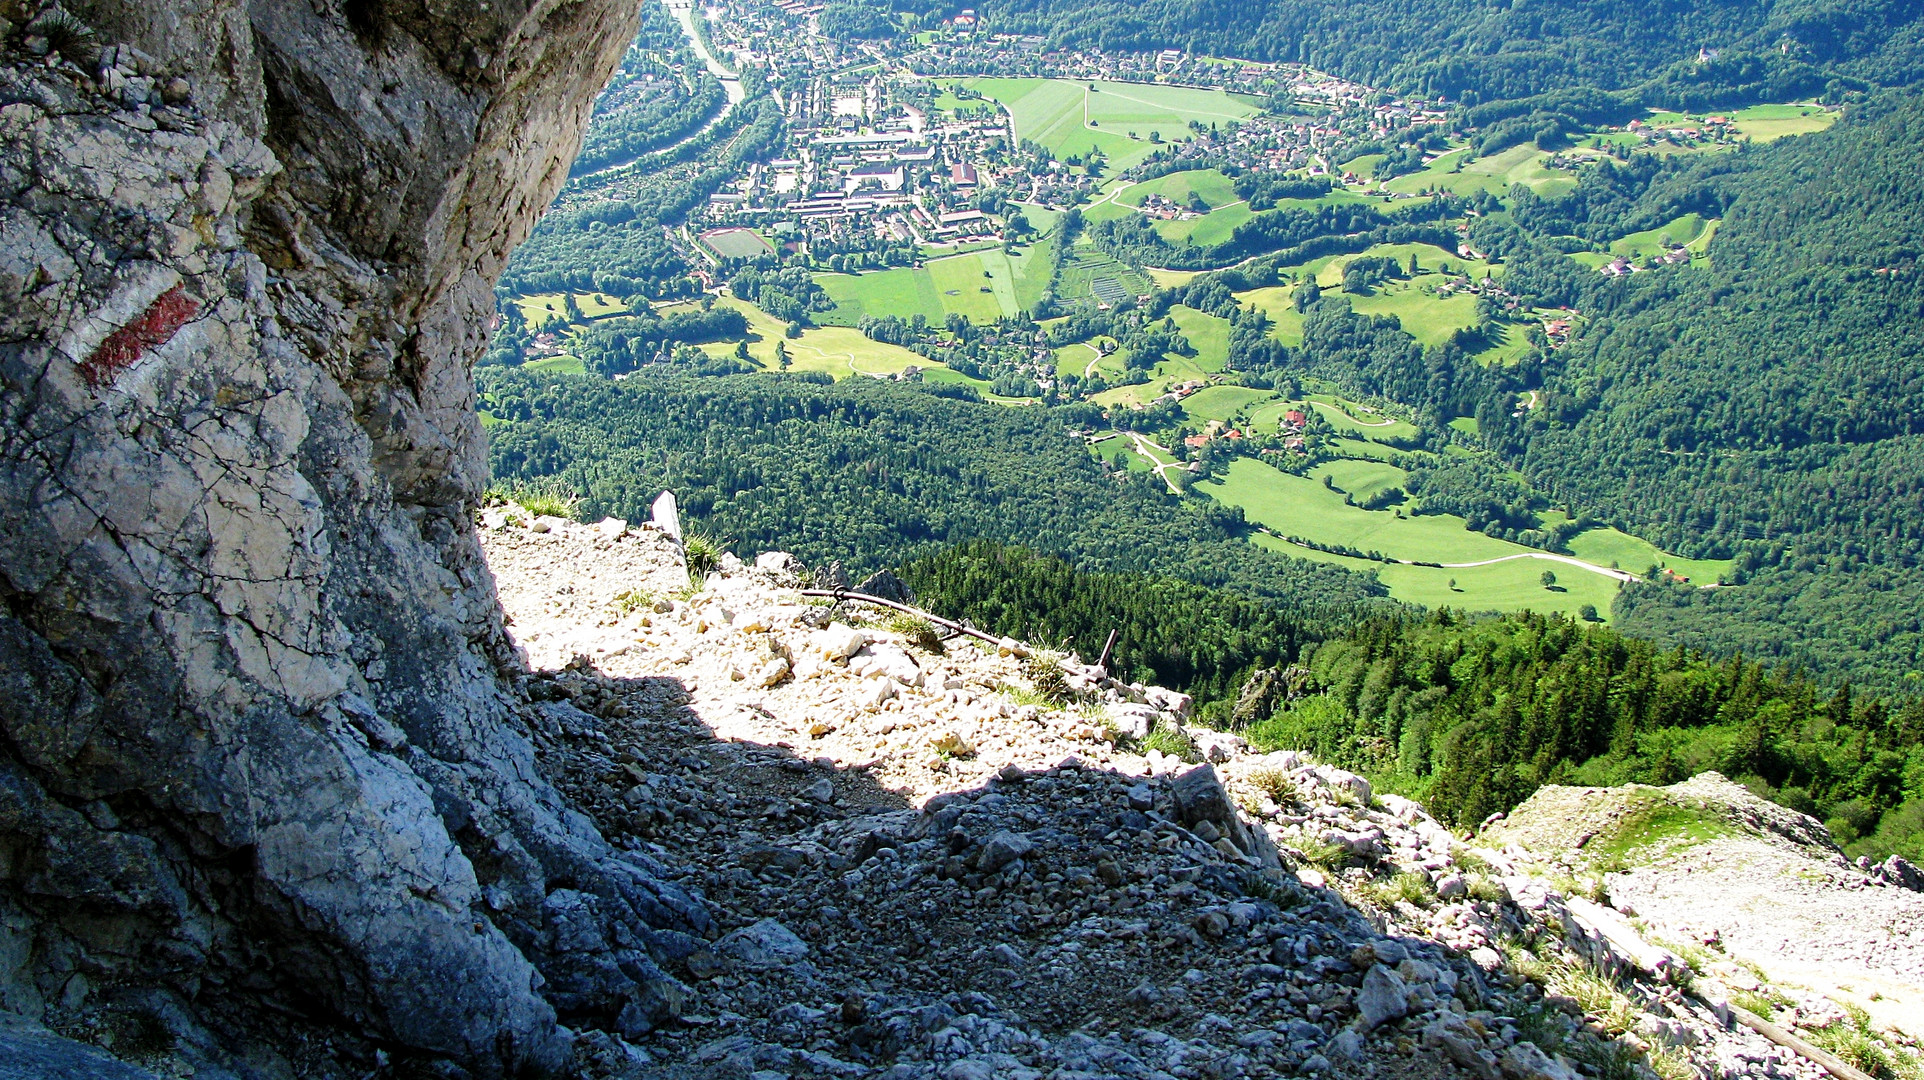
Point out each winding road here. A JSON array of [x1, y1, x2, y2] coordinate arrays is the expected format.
[[1260, 530, 1642, 583], [1080, 341, 1107, 379]]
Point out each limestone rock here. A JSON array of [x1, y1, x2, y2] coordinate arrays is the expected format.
[[974, 830, 1035, 873], [716, 919, 810, 967], [0, 0, 659, 1072], [812, 622, 870, 662], [1107, 702, 1158, 740], [1353, 964, 1410, 1030]]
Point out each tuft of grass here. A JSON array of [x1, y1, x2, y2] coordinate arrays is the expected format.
[[1645, 1043, 1697, 1080], [888, 613, 944, 652], [612, 589, 654, 615], [1245, 767, 1299, 808], [1140, 724, 1200, 763], [1802, 1004, 1924, 1080], [1467, 873, 1506, 903], [31, 7, 98, 65], [999, 684, 1056, 709], [1729, 989, 1790, 1019], [682, 530, 724, 581], [1364, 871, 1437, 909], [1021, 653, 1073, 705], [1453, 847, 1493, 875], [1297, 837, 1351, 871], [1551, 872, 1610, 904], [1239, 870, 1306, 909], [489, 478, 579, 520]]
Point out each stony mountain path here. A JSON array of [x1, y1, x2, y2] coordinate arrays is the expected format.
[[479, 512, 1867, 1080]]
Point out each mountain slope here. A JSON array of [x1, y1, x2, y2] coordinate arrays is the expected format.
[[1497, 94, 1924, 686], [934, 0, 1924, 103]]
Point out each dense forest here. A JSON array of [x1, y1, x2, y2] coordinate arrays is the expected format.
[[894, 545, 1924, 863], [931, 0, 1924, 105], [1492, 96, 1924, 689], [481, 370, 1390, 619], [1249, 609, 1924, 863], [901, 541, 1318, 704]]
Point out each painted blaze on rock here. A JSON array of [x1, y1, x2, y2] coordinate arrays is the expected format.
[[79, 286, 199, 387]]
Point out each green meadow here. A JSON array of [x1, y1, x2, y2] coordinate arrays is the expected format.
[[957, 78, 1262, 171], [815, 245, 1054, 326], [1207, 458, 1629, 618]]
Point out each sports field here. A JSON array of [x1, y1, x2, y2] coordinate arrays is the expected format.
[[701, 228, 773, 259], [958, 78, 1262, 172]]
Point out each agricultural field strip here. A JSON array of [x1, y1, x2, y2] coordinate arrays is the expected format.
[[1259, 533, 1642, 583]]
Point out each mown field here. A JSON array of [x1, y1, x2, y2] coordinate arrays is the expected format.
[[957, 77, 1262, 172], [674, 297, 940, 379], [1208, 457, 1630, 619], [1083, 304, 1233, 407], [513, 291, 632, 329], [1364, 142, 1579, 199], [815, 245, 1054, 326]]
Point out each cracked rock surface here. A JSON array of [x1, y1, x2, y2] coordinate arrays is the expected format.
[[0, 0, 654, 1075]]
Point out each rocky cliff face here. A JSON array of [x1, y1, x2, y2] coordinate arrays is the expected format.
[[0, 0, 697, 1074]]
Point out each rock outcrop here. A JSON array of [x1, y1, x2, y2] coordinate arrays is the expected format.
[[0, 0, 675, 1074]]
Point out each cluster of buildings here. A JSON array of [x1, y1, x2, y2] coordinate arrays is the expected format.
[[691, 73, 1022, 253], [1273, 407, 1310, 451]]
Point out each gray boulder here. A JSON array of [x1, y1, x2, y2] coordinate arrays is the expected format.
[[1354, 964, 1411, 1030], [975, 830, 1036, 873], [717, 919, 811, 967]]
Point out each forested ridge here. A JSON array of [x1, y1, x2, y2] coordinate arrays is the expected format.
[[1258, 610, 1924, 853], [482, 370, 1389, 617], [890, 544, 1924, 864], [1487, 95, 1924, 688], [901, 541, 1322, 704], [934, 0, 1924, 105]]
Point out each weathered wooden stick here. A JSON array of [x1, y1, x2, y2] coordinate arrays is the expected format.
[[798, 589, 1004, 646], [1726, 1003, 1876, 1080]]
